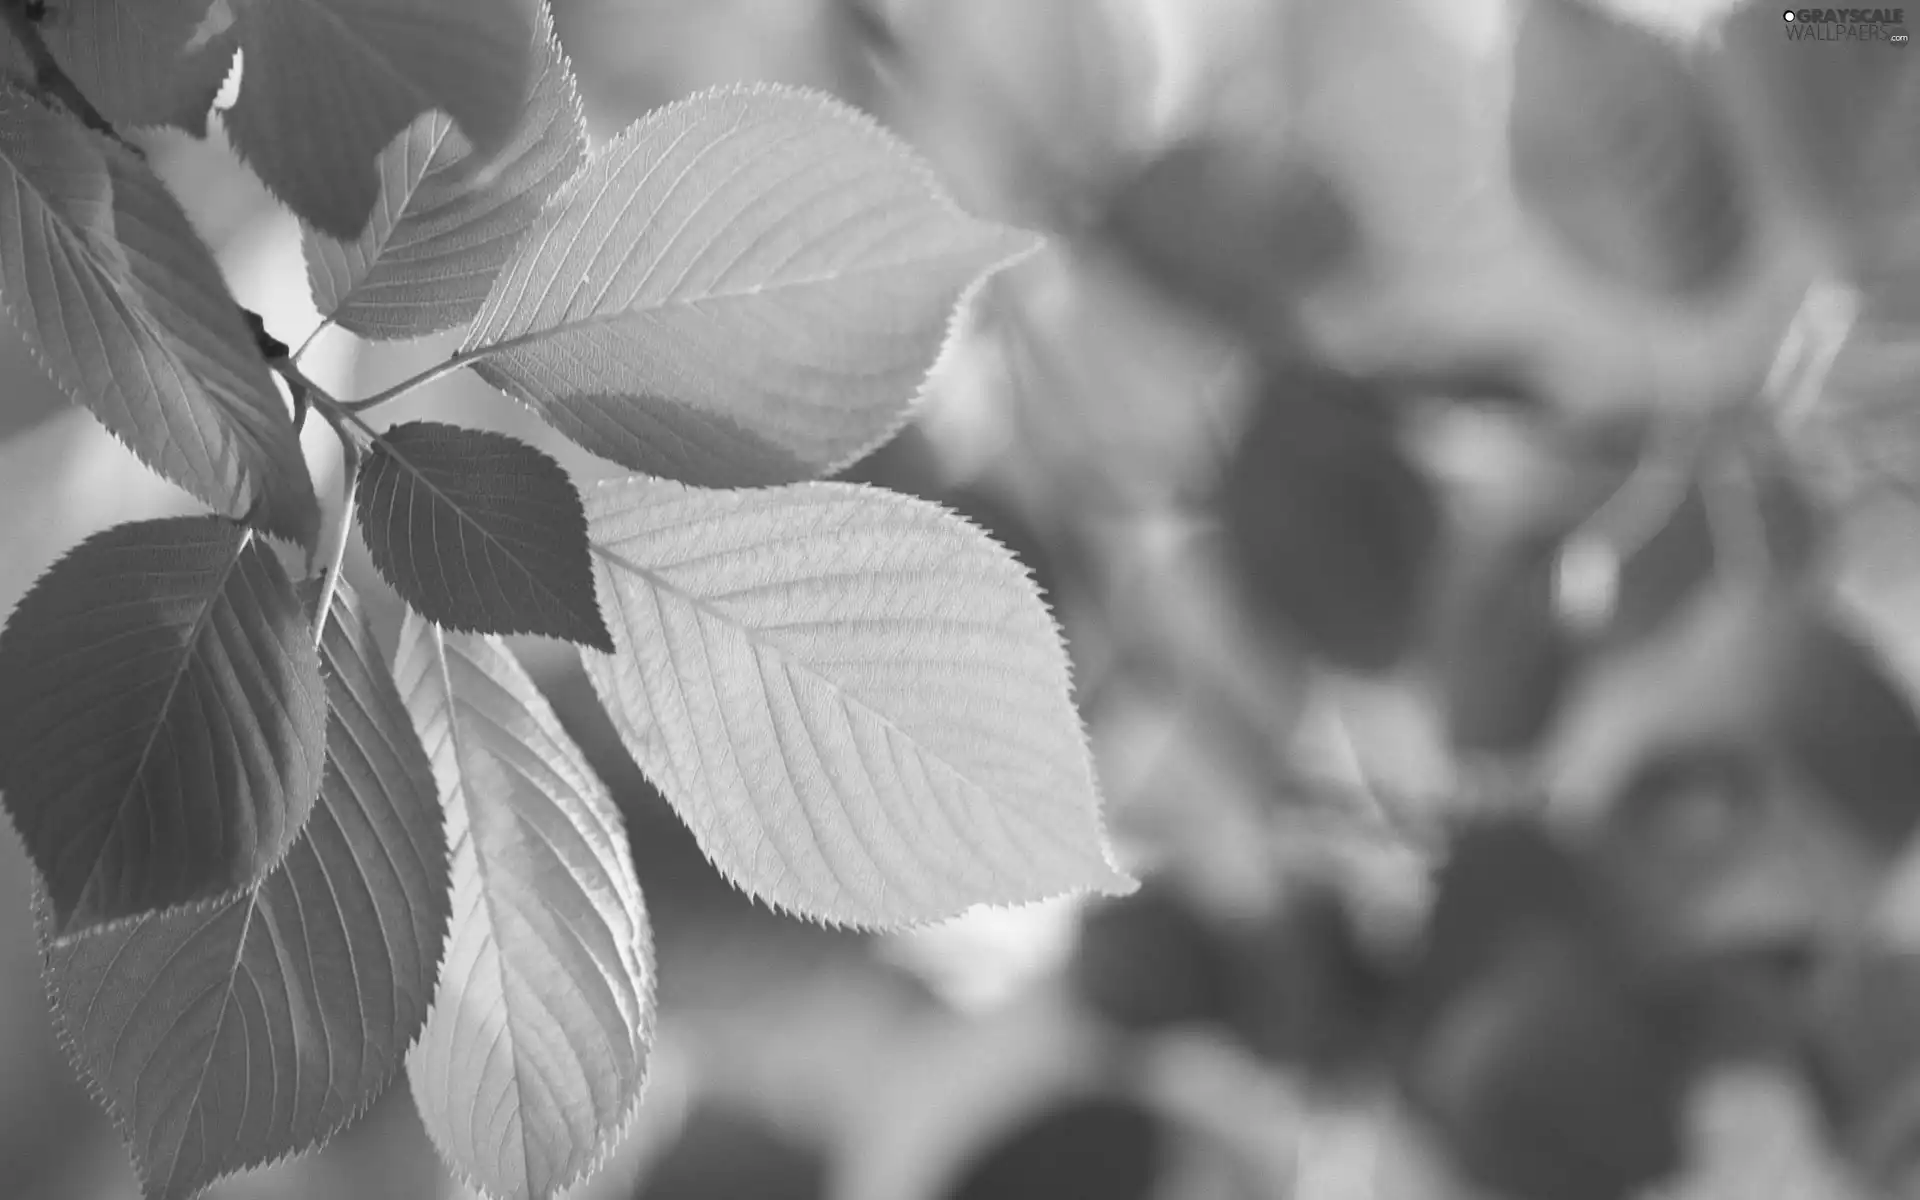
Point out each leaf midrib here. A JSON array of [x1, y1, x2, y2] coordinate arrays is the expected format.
[[431, 627, 542, 1193], [459, 243, 1014, 366], [76, 529, 250, 927], [375, 432, 597, 637]]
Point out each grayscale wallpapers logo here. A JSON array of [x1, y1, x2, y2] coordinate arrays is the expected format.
[[1784, 8, 1909, 41]]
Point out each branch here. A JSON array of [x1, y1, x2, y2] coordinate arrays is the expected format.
[[303, 389, 364, 644], [0, 0, 142, 158], [264, 355, 372, 640]]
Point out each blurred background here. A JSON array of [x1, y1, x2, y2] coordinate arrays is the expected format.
[[3, 0, 1919, 1197]]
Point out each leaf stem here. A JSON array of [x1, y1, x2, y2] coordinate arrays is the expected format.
[[307, 393, 364, 645], [291, 320, 331, 366], [344, 347, 488, 413], [267, 358, 372, 639]]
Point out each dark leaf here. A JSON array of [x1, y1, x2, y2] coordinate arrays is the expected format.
[[357, 421, 612, 651], [938, 1095, 1163, 1200], [1430, 528, 1582, 755], [1800, 948, 1920, 1186], [39, 0, 237, 135], [1767, 608, 1920, 849], [633, 1104, 828, 1200], [0, 87, 320, 546], [1098, 135, 1360, 339], [0, 516, 326, 934], [1068, 883, 1242, 1036], [1401, 933, 1690, 1200], [225, 0, 536, 239], [1216, 364, 1439, 673], [43, 580, 450, 1200], [1235, 881, 1400, 1082], [1508, 0, 1752, 298]]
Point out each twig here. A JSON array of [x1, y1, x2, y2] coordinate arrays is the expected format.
[[0, 0, 142, 158], [304, 390, 364, 645], [344, 347, 486, 413], [263, 356, 371, 639]]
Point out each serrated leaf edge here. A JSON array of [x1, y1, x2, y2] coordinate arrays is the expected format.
[[580, 477, 1135, 933]]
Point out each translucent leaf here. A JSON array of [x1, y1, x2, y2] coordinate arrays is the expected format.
[[42, 581, 451, 1200], [461, 84, 1038, 488], [1508, 0, 1752, 299], [583, 478, 1133, 927], [40, 0, 238, 135], [357, 421, 611, 651], [0, 87, 320, 546], [392, 616, 652, 1200], [225, 0, 536, 240], [0, 515, 326, 935], [305, 3, 586, 339]]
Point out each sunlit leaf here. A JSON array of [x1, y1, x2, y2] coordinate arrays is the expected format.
[[1509, 0, 1752, 299], [225, 0, 536, 239], [39, 0, 237, 135], [305, 3, 586, 339], [583, 477, 1133, 927], [0, 516, 326, 935], [0, 87, 319, 545], [43, 581, 450, 1200], [357, 421, 611, 650], [393, 617, 652, 1200], [462, 84, 1037, 487]]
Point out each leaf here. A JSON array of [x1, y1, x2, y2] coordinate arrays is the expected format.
[[582, 478, 1133, 927], [1767, 606, 1920, 850], [461, 84, 1038, 488], [391, 616, 652, 1200], [39, 0, 238, 136], [225, 0, 536, 240], [1430, 528, 1581, 755], [0, 515, 326, 935], [1216, 363, 1439, 674], [42, 580, 451, 1200], [1508, 0, 1753, 299], [940, 1096, 1165, 1200], [631, 1105, 829, 1200], [1097, 134, 1360, 340], [0, 87, 320, 545], [357, 421, 611, 651], [305, 3, 587, 339]]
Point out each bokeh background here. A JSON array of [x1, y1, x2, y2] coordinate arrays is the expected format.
[[1, 0, 1915, 1197]]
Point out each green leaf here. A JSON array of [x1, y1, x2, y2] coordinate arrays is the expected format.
[[391, 617, 652, 1200], [1508, 0, 1752, 299], [42, 580, 451, 1200], [40, 0, 237, 136], [305, 3, 586, 339], [582, 478, 1133, 927], [0, 87, 320, 546], [357, 421, 611, 651], [0, 515, 326, 935], [225, 0, 536, 240], [461, 84, 1038, 488]]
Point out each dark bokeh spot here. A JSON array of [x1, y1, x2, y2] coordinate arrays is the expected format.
[[937, 1094, 1163, 1200], [632, 1104, 829, 1200]]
